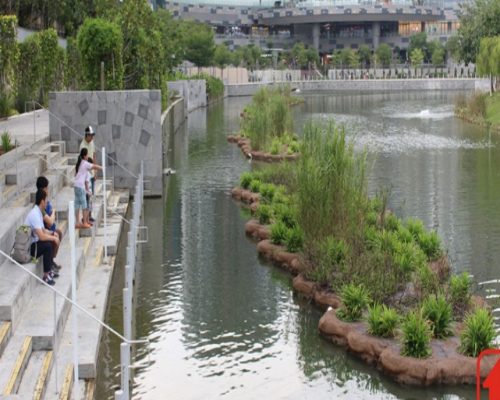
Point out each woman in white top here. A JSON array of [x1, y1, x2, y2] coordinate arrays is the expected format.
[[74, 148, 102, 229]]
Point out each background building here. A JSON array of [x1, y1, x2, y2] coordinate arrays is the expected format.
[[162, 0, 460, 57]]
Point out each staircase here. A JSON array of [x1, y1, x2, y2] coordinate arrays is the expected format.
[[0, 140, 129, 400]]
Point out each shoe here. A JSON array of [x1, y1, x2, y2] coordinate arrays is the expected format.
[[89, 217, 95, 222], [43, 274, 55, 286], [53, 262, 62, 271], [50, 269, 60, 279]]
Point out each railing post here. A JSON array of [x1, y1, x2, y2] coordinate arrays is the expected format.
[[120, 342, 130, 400], [69, 201, 80, 399], [33, 100, 36, 144], [102, 147, 108, 263], [123, 286, 131, 341], [53, 291, 58, 393]]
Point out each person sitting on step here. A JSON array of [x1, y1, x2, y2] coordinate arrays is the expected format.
[[74, 148, 102, 229], [25, 189, 60, 285], [36, 176, 63, 270]]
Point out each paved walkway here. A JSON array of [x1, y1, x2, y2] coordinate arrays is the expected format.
[[0, 110, 49, 146]]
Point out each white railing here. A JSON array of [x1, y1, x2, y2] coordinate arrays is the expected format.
[[3, 104, 149, 399]]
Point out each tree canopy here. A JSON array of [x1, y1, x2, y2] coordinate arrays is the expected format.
[[457, 0, 500, 63]]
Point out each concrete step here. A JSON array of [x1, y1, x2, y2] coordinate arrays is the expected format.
[[14, 236, 92, 351], [17, 350, 52, 400], [0, 260, 41, 329], [0, 336, 32, 395], [0, 218, 68, 330], [4, 156, 45, 189], [0, 322, 12, 359], [0, 207, 30, 255]]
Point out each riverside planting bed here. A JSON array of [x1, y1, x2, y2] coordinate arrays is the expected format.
[[231, 186, 498, 386], [227, 135, 299, 162]]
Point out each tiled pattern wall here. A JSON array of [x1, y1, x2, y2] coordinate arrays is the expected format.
[[49, 90, 162, 195]]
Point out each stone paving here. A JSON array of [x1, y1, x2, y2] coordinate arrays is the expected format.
[[0, 110, 49, 147]]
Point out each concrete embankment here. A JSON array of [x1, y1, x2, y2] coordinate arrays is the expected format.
[[226, 78, 489, 97]]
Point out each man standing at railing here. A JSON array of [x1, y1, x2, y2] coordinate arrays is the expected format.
[[80, 125, 96, 222]]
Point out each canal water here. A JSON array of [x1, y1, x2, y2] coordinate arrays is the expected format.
[[96, 91, 498, 399]]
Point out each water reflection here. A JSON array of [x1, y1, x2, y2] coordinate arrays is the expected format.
[[97, 92, 493, 400]]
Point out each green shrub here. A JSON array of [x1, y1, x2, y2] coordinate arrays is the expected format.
[[272, 203, 296, 228], [422, 294, 453, 338], [449, 272, 471, 313], [401, 310, 432, 358], [319, 236, 350, 269], [270, 221, 288, 245], [249, 179, 261, 193], [415, 264, 439, 298], [285, 225, 304, 253], [397, 227, 414, 244], [270, 138, 281, 155], [289, 140, 300, 153], [337, 283, 370, 322], [392, 242, 426, 274], [240, 172, 254, 189], [406, 218, 425, 239], [366, 211, 378, 226], [384, 213, 401, 231], [259, 183, 277, 203], [257, 204, 272, 225], [367, 304, 399, 338], [1, 131, 12, 152], [459, 308, 495, 357], [417, 231, 442, 260]]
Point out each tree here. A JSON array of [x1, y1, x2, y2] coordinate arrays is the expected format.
[[154, 9, 184, 72], [37, 28, 65, 105], [410, 48, 425, 67], [476, 36, 500, 94], [213, 43, 232, 69], [0, 15, 19, 117], [118, 0, 156, 89], [428, 40, 446, 67], [445, 35, 461, 62], [375, 44, 392, 67], [408, 32, 429, 60], [183, 22, 215, 68], [358, 44, 372, 68], [77, 18, 124, 90], [457, 0, 500, 63], [16, 34, 41, 109]]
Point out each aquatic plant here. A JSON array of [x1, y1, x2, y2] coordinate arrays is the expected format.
[[249, 179, 261, 193], [449, 272, 471, 314], [422, 294, 453, 338], [272, 202, 296, 228], [259, 183, 277, 203], [240, 172, 254, 189], [256, 204, 272, 225], [416, 231, 442, 261], [337, 283, 370, 322], [367, 304, 399, 338], [401, 310, 432, 358], [270, 221, 288, 245], [459, 308, 495, 357], [285, 225, 304, 253]]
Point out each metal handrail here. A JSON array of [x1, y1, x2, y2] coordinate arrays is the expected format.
[[29, 100, 139, 179], [0, 249, 148, 346]]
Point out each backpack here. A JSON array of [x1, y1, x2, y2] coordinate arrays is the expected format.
[[12, 225, 33, 264]]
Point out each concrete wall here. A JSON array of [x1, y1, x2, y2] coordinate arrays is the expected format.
[[167, 80, 207, 114], [48, 90, 162, 195], [161, 97, 186, 169], [226, 78, 490, 97]]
